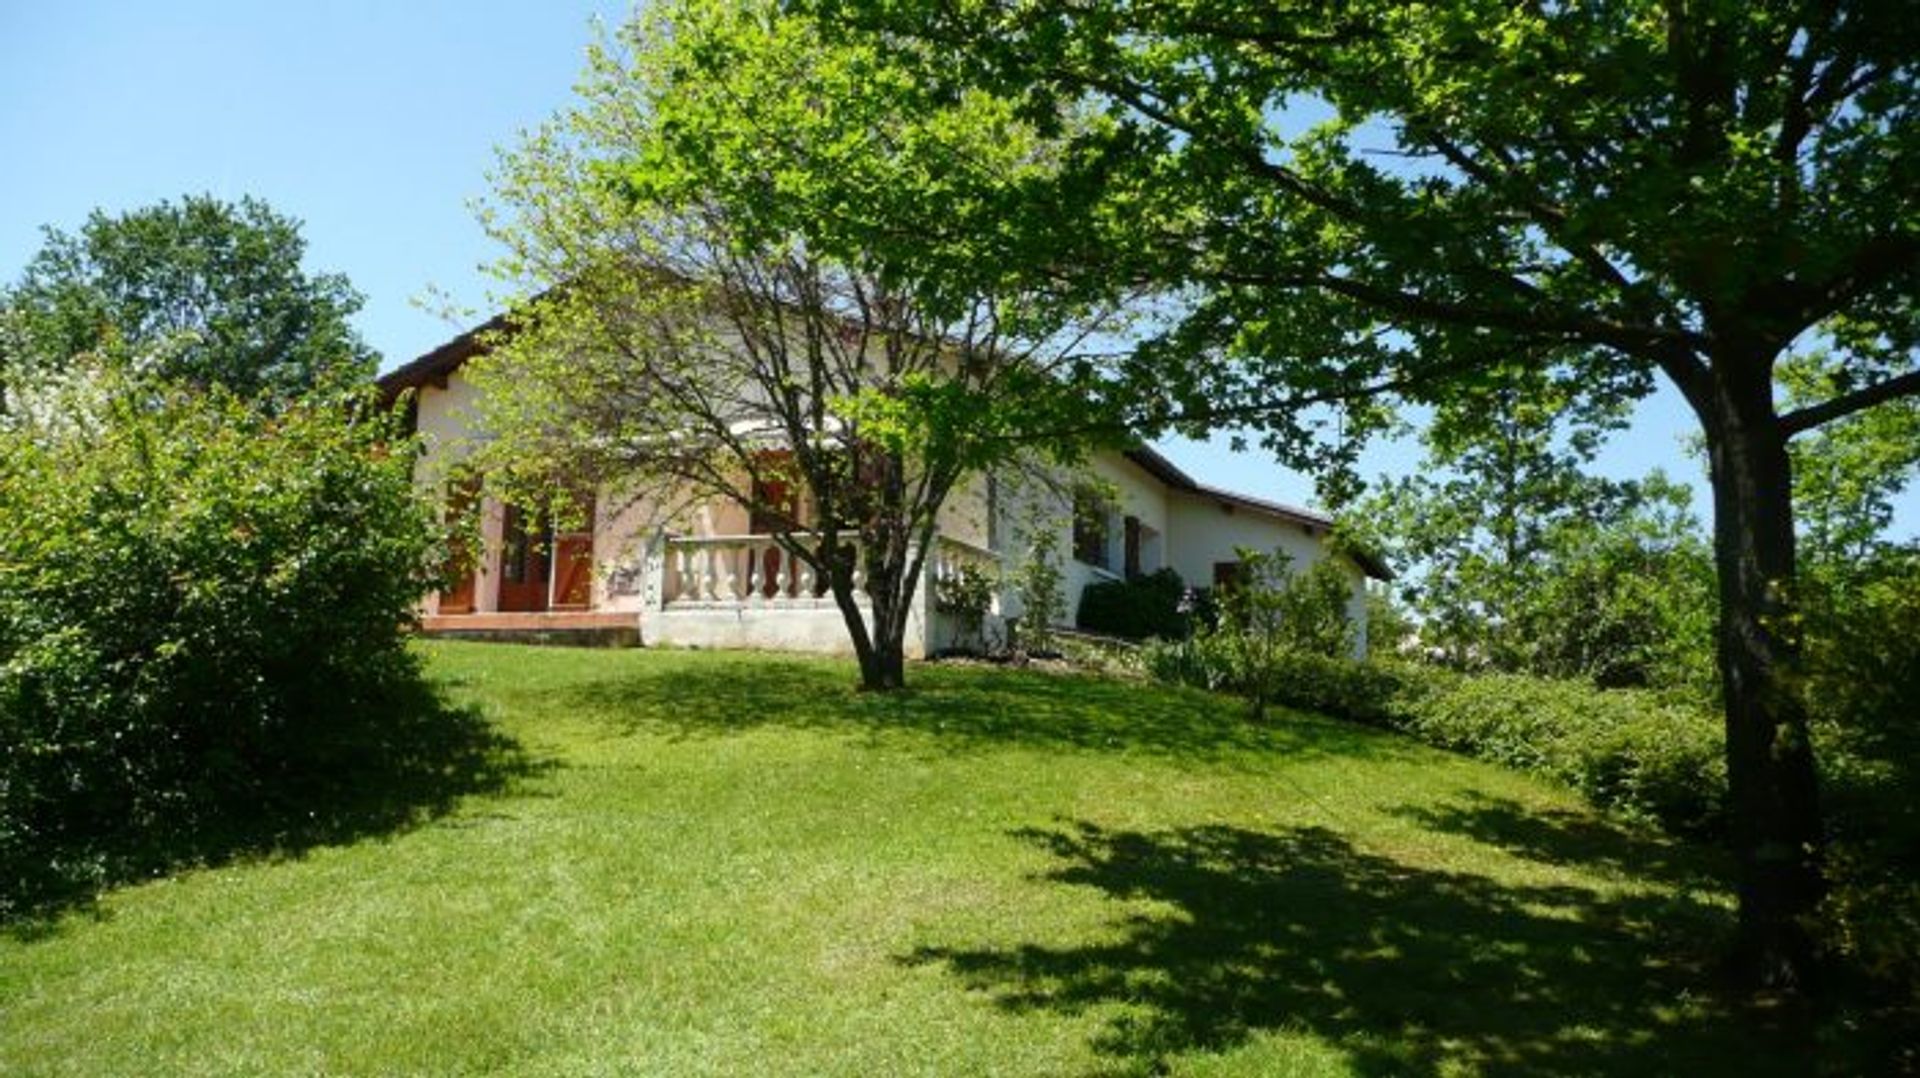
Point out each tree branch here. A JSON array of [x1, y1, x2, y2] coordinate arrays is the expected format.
[[1779, 367, 1920, 437]]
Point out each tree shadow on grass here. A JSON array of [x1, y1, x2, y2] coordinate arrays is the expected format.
[[5, 673, 544, 939], [1392, 792, 1732, 894], [559, 657, 1420, 768], [905, 820, 1812, 1077]]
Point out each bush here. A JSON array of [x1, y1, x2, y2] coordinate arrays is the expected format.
[[1009, 530, 1065, 656], [1140, 635, 1725, 834], [1398, 672, 1725, 834], [1802, 548, 1920, 1019], [934, 562, 996, 651], [0, 372, 446, 919], [1075, 568, 1190, 640]]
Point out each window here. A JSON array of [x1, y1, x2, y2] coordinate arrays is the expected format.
[[1073, 489, 1111, 568], [1124, 515, 1142, 578], [1213, 560, 1246, 591]]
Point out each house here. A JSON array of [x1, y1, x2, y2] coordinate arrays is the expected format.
[[379, 320, 1392, 656]]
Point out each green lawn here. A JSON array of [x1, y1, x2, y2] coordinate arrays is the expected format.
[[2, 642, 1815, 1075]]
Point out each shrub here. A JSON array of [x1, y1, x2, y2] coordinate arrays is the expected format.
[[0, 371, 445, 919], [1009, 529, 1065, 656], [934, 561, 996, 651], [1802, 548, 1920, 1019], [1075, 567, 1189, 640], [1140, 635, 1724, 834], [1398, 672, 1725, 834]]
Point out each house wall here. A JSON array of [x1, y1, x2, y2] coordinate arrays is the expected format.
[[1059, 452, 1173, 619], [404, 365, 1368, 656], [1164, 492, 1369, 657], [937, 473, 994, 550], [411, 374, 503, 616], [992, 451, 1176, 631]]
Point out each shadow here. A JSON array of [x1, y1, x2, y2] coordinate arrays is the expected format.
[[906, 820, 1813, 1076], [5, 672, 543, 939], [1391, 792, 1732, 894], [559, 657, 1422, 768]]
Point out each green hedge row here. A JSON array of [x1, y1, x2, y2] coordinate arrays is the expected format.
[[1140, 638, 1726, 835]]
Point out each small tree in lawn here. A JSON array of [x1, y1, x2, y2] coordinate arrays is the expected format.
[[470, 0, 1129, 691], [1009, 527, 1066, 658], [1213, 548, 1353, 720]]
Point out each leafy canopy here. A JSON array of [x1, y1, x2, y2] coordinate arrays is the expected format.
[[2, 194, 376, 406], [816, 0, 1918, 480]]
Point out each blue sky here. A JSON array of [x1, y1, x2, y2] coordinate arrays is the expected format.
[[4, 2, 1911, 537]]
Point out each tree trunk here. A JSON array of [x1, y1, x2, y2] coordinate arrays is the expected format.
[[862, 638, 907, 691], [859, 583, 910, 692], [1700, 365, 1825, 990], [819, 537, 891, 691]]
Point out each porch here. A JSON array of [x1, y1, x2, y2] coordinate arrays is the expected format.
[[418, 525, 1002, 657]]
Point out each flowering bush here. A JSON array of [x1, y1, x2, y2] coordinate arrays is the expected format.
[[0, 371, 446, 919]]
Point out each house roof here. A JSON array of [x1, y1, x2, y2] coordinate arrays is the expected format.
[[377, 310, 516, 400], [379, 321, 1392, 582]]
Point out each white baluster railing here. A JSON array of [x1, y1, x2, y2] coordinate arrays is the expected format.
[[929, 535, 1002, 603], [662, 535, 844, 607], [661, 532, 1000, 610]]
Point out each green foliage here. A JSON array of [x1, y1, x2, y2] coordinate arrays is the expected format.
[[820, 0, 1918, 979], [933, 561, 996, 651], [1784, 354, 1920, 570], [1009, 528, 1065, 655], [819, 0, 1918, 468], [1505, 493, 1718, 695], [1233, 550, 1355, 660], [1802, 547, 1920, 1010], [1141, 639, 1726, 835], [0, 195, 375, 406], [1145, 548, 1354, 719], [1352, 412, 1717, 694], [0, 370, 443, 919], [1074, 567, 1189, 641], [1398, 672, 1727, 835], [471, 0, 1133, 690], [1362, 585, 1415, 657]]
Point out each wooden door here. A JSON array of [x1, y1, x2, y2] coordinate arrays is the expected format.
[[550, 495, 595, 609], [438, 476, 482, 613], [497, 503, 551, 612]]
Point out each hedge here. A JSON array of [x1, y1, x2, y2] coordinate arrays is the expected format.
[[1140, 637, 1725, 835]]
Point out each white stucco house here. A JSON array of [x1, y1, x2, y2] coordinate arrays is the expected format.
[[379, 319, 1391, 657]]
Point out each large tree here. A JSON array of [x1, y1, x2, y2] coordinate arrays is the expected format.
[[1, 194, 375, 405], [815, 0, 1920, 985], [469, 0, 1129, 691]]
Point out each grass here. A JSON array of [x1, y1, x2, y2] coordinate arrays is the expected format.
[[0, 642, 1825, 1076]]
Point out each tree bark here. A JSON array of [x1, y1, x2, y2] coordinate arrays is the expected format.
[[1698, 359, 1826, 990], [858, 584, 910, 691]]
